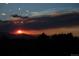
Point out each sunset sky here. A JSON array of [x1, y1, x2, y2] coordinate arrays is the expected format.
[[0, 3, 79, 36]]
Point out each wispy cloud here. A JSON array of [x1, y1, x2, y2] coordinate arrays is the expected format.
[[28, 8, 79, 17]]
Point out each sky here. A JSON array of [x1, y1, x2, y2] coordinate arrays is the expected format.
[[0, 3, 79, 36], [0, 3, 79, 20]]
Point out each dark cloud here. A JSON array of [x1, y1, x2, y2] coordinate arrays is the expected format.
[[1, 12, 79, 32], [22, 12, 79, 30], [11, 14, 28, 18]]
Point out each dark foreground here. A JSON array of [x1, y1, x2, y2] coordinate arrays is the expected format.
[[0, 32, 79, 56]]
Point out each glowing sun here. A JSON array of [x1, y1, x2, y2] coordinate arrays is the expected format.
[[10, 29, 35, 35], [16, 30, 23, 34]]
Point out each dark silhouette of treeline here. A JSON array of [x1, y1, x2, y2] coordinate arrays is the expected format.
[[0, 32, 79, 56]]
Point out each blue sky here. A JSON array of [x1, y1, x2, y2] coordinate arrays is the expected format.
[[0, 3, 79, 20]]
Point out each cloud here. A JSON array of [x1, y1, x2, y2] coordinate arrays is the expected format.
[[29, 8, 79, 17], [1, 13, 7, 16], [7, 9, 79, 30], [22, 12, 79, 30], [2, 8, 79, 30], [29, 9, 55, 17]]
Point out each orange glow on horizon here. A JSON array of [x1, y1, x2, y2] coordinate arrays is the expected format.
[[9, 26, 79, 36], [16, 30, 23, 34], [15, 30, 32, 35], [11, 29, 38, 35]]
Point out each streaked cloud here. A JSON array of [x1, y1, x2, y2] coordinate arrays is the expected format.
[[37, 26, 79, 36], [28, 8, 79, 17], [29, 9, 59, 17]]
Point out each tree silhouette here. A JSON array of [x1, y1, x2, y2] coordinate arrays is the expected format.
[[37, 33, 49, 39], [0, 32, 78, 56]]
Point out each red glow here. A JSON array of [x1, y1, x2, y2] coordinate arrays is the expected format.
[[10, 29, 38, 35], [13, 29, 32, 35], [16, 30, 23, 34]]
